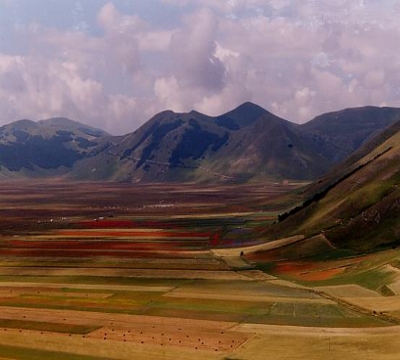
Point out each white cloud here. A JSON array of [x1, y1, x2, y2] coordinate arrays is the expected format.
[[97, 2, 120, 30], [138, 31, 172, 52], [154, 76, 183, 111], [0, 0, 400, 133], [169, 8, 225, 91]]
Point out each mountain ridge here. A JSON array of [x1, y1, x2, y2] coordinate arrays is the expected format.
[[0, 103, 399, 182], [266, 118, 400, 251], [0, 117, 109, 173]]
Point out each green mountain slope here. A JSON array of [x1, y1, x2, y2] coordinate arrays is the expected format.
[[300, 106, 400, 162], [270, 120, 400, 251]]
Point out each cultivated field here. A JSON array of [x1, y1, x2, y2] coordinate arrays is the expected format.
[[0, 180, 399, 359]]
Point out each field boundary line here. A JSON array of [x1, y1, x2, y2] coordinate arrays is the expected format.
[[311, 288, 400, 325], [211, 235, 305, 257]]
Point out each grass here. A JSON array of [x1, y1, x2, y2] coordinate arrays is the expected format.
[[259, 247, 400, 291], [345, 182, 394, 213], [0, 275, 192, 287], [251, 262, 276, 273], [247, 302, 390, 328], [1, 274, 392, 327], [0, 344, 112, 360], [173, 279, 317, 298], [379, 285, 396, 297], [233, 331, 400, 360], [0, 319, 99, 334], [307, 249, 357, 261], [277, 265, 396, 293], [338, 269, 396, 292], [142, 298, 273, 317], [0, 284, 305, 323], [390, 260, 400, 269], [0, 302, 144, 316]]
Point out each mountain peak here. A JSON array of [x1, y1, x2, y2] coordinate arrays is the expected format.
[[215, 102, 268, 129], [38, 117, 80, 127], [226, 101, 267, 117], [1, 119, 38, 131], [236, 101, 266, 111], [38, 117, 110, 137]]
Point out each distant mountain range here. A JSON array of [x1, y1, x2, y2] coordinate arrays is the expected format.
[[1, 103, 400, 182], [0, 118, 109, 179]]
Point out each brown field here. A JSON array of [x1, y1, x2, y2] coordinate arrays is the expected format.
[[0, 180, 400, 359]]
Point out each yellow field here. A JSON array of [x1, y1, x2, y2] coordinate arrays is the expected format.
[[233, 326, 400, 360], [0, 297, 400, 360]]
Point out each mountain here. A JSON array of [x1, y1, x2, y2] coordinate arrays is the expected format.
[[202, 108, 329, 181], [0, 117, 109, 177], [72, 103, 400, 182], [299, 106, 400, 163], [0, 104, 400, 182], [70, 102, 329, 182], [268, 119, 400, 251]]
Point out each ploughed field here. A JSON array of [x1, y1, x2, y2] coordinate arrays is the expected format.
[[1, 181, 400, 360]]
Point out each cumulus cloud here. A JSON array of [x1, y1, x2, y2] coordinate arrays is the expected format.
[[97, 2, 120, 29], [0, 3, 162, 134], [0, 0, 400, 133], [152, 8, 228, 112], [171, 8, 225, 91]]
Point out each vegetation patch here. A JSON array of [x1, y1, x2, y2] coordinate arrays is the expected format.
[[379, 285, 396, 297], [169, 119, 229, 166], [0, 344, 111, 360], [0, 319, 99, 334], [277, 146, 393, 222]]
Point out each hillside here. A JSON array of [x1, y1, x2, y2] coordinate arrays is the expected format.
[[300, 106, 400, 162], [268, 120, 400, 251], [0, 118, 109, 178]]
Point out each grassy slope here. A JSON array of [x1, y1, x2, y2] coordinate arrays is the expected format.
[[265, 121, 400, 251]]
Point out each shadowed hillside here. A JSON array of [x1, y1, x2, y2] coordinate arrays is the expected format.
[[0, 118, 109, 177], [300, 106, 400, 162]]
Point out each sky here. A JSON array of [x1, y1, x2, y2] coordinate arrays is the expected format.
[[0, 0, 400, 134]]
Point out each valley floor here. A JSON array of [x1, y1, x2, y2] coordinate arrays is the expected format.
[[0, 181, 399, 359]]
